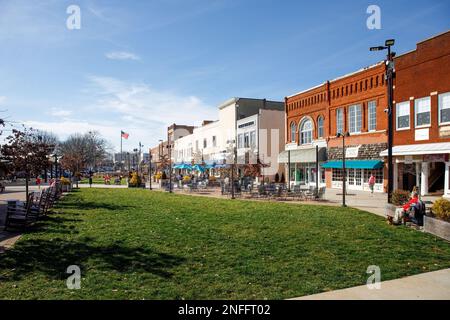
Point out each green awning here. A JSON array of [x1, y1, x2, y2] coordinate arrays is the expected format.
[[321, 160, 383, 169]]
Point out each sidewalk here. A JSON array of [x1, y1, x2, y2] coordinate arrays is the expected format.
[[291, 268, 450, 300]]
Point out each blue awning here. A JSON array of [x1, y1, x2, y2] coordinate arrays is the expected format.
[[321, 160, 383, 169]]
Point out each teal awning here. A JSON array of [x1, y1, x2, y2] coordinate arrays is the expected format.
[[321, 160, 383, 169]]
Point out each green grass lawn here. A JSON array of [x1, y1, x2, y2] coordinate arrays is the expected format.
[[1, 188, 450, 299]]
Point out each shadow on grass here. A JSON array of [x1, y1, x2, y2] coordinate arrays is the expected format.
[[55, 201, 134, 212], [0, 237, 185, 282]]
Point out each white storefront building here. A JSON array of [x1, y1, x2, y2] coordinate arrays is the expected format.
[[173, 97, 285, 180]]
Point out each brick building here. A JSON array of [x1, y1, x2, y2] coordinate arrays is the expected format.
[[325, 62, 388, 192], [380, 30, 450, 197], [283, 61, 389, 192]]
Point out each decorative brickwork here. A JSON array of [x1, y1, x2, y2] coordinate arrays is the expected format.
[[327, 143, 388, 160]]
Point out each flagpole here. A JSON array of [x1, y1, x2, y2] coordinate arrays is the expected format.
[[120, 131, 123, 173]]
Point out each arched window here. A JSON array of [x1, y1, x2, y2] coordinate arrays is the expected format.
[[317, 116, 324, 138], [300, 118, 313, 144], [290, 121, 297, 143]]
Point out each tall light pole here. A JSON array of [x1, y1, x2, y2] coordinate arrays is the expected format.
[[370, 39, 395, 203], [337, 132, 350, 207], [149, 154, 153, 190], [167, 143, 173, 193]]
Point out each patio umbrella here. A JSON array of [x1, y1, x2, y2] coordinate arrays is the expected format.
[[173, 163, 192, 170], [179, 163, 192, 170], [205, 163, 216, 169], [192, 164, 205, 172]]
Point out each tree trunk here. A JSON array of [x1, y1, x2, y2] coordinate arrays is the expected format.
[[25, 171, 29, 205]]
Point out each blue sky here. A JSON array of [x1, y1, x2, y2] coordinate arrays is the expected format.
[[0, 0, 449, 152]]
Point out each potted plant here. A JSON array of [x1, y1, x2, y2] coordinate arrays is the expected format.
[[60, 176, 71, 192], [128, 172, 141, 188], [425, 198, 450, 241], [385, 189, 410, 219]]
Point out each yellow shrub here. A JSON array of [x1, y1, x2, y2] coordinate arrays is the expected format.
[[60, 177, 71, 185], [432, 198, 450, 222]]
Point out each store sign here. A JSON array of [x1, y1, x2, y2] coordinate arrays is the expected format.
[[439, 126, 450, 138], [415, 128, 429, 141], [345, 146, 360, 158], [424, 154, 448, 162], [285, 143, 298, 151], [404, 156, 413, 164]]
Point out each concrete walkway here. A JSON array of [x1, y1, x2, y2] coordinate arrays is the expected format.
[[291, 268, 450, 300]]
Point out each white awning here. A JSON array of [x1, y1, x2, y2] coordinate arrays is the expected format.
[[380, 142, 450, 156], [278, 147, 327, 163]]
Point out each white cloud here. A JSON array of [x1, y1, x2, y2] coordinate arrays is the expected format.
[[0, 96, 6, 104], [21, 76, 217, 152], [86, 75, 217, 128], [105, 51, 141, 61], [48, 108, 72, 118]]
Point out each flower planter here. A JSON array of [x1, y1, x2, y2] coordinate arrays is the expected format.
[[385, 203, 397, 218], [424, 216, 450, 241]]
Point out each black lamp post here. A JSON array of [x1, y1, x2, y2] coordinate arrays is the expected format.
[[337, 132, 350, 207], [167, 143, 173, 193], [370, 39, 395, 203], [149, 154, 153, 190]]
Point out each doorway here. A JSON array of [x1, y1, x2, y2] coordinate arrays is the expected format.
[[402, 163, 417, 193]]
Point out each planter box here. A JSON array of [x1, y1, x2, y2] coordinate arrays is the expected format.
[[385, 203, 397, 218], [424, 216, 450, 241]]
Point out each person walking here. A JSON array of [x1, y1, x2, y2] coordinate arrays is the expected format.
[[368, 172, 376, 195], [36, 176, 42, 189]]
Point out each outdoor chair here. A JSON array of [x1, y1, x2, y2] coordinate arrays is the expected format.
[[316, 187, 326, 200], [189, 183, 199, 192], [4, 193, 39, 230], [287, 185, 303, 201], [304, 186, 317, 201]]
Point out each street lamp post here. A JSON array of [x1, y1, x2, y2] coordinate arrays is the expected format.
[[370, 39, 395, 203], [149, 154, 153, 190], [337, 132, 350, 207], [167, 143, 173, 193]]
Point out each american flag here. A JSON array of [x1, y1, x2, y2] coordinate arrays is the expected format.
[[121, 131, 129, 139]]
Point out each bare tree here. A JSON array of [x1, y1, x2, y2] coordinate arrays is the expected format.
[[1, 127, 54, 197], [58, 131, 108, 187]]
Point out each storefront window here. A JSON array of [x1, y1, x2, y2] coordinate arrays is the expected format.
[[300, 119, 313, 144], [336, 108, 343, 134], [318, 116, 324, 138], [415, 97, 431, 127], [348, 104, 362, 133], [332, 169, 343, 182], [396, 102, 410, 130], [250, 131, 256, 148], [368, 101, 377, 131], [290, 122, 297, 143], [363, 169, 383, 184], [439, 92, 450, 124]]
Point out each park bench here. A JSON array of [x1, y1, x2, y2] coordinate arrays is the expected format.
[[4, 193, 39, 230]]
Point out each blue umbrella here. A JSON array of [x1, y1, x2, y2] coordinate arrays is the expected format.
[[174, 163, 192, 170], [192, 164, 205, 172], [205, 163, 216, 169], [179, 163, 192, 170]]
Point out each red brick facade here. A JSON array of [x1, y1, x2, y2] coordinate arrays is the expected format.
[[284, 30, 450, 194], [393, 31, 450, 146], [285, 62, 389, 191]]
